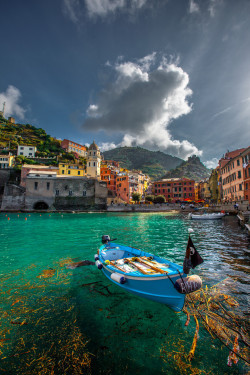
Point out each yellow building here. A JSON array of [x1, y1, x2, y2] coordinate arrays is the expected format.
[[194, 182, 199, 201], [0, 154, 14, 169], [59, 162, 86, 177]]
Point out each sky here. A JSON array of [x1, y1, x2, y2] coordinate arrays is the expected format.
[[0, 0, 250, 167]]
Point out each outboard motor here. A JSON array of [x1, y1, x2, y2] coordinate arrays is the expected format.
[[102, 235, 111, 244], [174, 275, 202, 294]]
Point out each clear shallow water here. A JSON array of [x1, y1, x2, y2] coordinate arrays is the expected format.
[[0, 212, 249, 374]]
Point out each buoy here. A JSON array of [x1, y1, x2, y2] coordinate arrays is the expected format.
[[105, 260, 110, 265], [8, 217, 10, 221], [17, 214, 19, 217], [111, 272, 126, 284], [94, 254, 99, 261], [175, 275, 202, 294], [95, 260, 103, 270], [25, 217, 27, 221]]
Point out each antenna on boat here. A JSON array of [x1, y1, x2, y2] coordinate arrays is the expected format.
[[188, 228, 194, 234]]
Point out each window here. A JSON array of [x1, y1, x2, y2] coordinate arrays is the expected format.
[[69, 190, 73, 196], [47, 182, 50, 190], [29, 153, 32, 156], [34, 182, 38, 190], [29, 147, 33, 150], [239, 184, 242, 191], [20, 147, 24, 150], [68, 170, 70, 174], [93, 162, 96, 166], [20, 152, 23, 155], [238, 171, 241, 178], [89, 162, 90, 167], [78, 171, 80, 175], [56, 189, 59, 196], [62, 170, 65, 174], [237, 159, 240, 166]]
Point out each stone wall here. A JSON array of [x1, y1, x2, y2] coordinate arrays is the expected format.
[[1, 184, 25, 210]]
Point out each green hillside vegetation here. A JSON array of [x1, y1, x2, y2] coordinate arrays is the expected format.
[[103, 146, 183, 180], [162, 155, 211, 181], [0, 118, 86, 167]]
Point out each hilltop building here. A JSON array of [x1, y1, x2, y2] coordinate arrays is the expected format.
[[61, 139, 87, 157], [86, 141, 101, 179], [17, 145, 37, 158]]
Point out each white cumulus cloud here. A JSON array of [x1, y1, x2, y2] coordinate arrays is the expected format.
[[63, 0, 148, 21], [189, 0, 199, 14], [204, 158, 218, 169], [83, 54, 202, 159], [0, 85, 26, 120]]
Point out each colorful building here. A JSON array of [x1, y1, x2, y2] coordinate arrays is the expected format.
[[219, 148, 247, 202], [61, 139, 87, 157], [241, 146, 250, 202], [100, 163, 118, 192], [209, 169, 219, 202], [116, 174, 130, 203], [0, 154, 14, 169], [58, 162, 86, 177], [152, 178, 195, 202]]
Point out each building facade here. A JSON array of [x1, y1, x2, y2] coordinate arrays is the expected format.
[[0, 155, 14, 169], [58, 162, 86, 177], [20, 164, 59, 187], [241, 147, 250, 202], [61, 139, 87, 157], [152, 178, 195, 202], [25, 173, 108, 210], [17, 145, 37, 158], [219, 148, 246, 202]]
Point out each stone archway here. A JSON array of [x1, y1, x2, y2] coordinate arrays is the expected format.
[[33, 201, 49, 210]]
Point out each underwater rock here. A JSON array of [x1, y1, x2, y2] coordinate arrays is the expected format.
[[66, 260, 95, 269]]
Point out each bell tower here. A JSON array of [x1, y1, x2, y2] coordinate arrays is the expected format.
[[87, 141, 101, 179]]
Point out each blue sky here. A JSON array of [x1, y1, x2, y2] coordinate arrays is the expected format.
[[0, 0, 250, 167]]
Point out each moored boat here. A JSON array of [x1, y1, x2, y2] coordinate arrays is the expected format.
[[94, 233, 203, 312], [189, 212, 225, 220]]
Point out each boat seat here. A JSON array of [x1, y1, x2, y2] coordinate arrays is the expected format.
[[102, 249, 125, 261]]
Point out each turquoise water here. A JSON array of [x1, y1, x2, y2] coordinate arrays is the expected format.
[[0, 212, 249, 374]]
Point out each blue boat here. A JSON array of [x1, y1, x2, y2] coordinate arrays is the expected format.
[[94, 234, 203, 312]]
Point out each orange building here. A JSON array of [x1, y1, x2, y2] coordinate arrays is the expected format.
[[100, 165, 117, 192], [61, 139, 87, 157], [116, 175, 130, 203], [152, 178, 195, 202], [219, 148, 247, 202]]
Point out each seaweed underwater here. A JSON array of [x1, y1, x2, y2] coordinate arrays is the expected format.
[[0, 258, 249, 375], [160, 278, 250, 374], [0, 259, 92, 375]]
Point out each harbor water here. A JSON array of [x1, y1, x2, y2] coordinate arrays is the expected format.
[[0, 212, 249, 374]]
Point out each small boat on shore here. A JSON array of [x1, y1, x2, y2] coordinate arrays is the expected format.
[[94, 233, 203, 312], [189, 212, 225, 220]]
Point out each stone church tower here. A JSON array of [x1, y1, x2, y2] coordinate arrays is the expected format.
[[87, 141, 101, 179]]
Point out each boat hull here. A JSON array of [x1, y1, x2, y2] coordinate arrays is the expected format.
[[101, 264, 186, 312], [190, 213, 225, 220]]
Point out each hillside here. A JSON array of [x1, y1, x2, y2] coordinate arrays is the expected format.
[[0, 118, 84, 166], [162, 155, 211, 181], [103, 146, 183, 180]]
